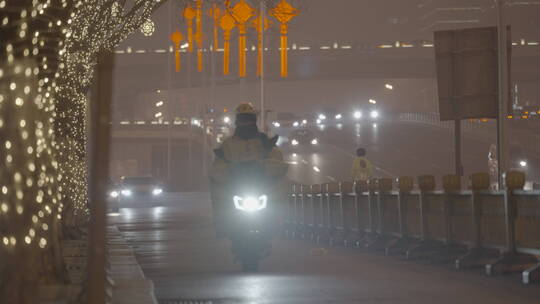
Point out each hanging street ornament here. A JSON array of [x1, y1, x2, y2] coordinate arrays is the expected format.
[[195, 0, 204, 72], [270, 0, 299, 78], [208, 3, 222, 50], [170, 30, 184, 72], [183, 4, 196, 53], [219, 11, 236, 75], [231, 0, 255, 78], [141, 18, 156, 36], [251, 13, 271, 77]]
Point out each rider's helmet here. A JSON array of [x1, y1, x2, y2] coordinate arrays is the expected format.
[[235, 102, 257, 125]]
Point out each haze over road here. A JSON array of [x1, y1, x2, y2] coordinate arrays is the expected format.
[[110, 193, 540, 304]]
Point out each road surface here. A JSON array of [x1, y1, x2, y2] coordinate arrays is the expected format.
[[110, 193, 540, 304]]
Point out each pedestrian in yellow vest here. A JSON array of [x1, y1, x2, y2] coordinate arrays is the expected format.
[[351, 148, 373, 181]]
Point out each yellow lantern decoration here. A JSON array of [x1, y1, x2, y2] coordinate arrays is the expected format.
[[170, 30, 184, 72], [183, 4, 196, 53], [271, 0, 299, 78], [219, 11, 236, 75], [251, 13, 271, 77], [208, 4, 222, 50], [231, 0, 255, 78], [195, 0, 204, 72]]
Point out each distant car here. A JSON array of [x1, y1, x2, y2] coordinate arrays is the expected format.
[[107, 179, 120, 212], [275, 112, 300, 128], [289, 129, 318, 147], [352, 106, 380, 122], [118, 176, 164, 200]]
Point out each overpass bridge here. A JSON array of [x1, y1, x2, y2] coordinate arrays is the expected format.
[[112, 41, 540, 94]]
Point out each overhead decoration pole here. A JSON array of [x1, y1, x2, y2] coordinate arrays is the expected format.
[[195, 0, 204, 72], [170, 30, 184, 72], [208, 3, 222, 51], [183, 4, 196, 53], [231, 0, 255, 78], [219, 11, 236, 75], [271, 0, 299, 78], [251, 12, 270, 77]]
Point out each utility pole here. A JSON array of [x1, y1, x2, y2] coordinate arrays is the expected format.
[[166, 0, 173, 183], [260, 0, 266, 132], [86, 51, 114, 304], [496, 0, 508, 188]]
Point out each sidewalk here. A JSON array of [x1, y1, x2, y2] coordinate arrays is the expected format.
[[108, 226, 158, 304]]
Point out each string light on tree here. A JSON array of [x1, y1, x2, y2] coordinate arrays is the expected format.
[[141, 19, 156, 37]]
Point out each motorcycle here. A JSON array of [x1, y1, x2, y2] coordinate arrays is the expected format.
[[218, 161, 275, 272]]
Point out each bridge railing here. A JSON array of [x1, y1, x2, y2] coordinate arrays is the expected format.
[[399, 112, 496, 135], [399, 112, 540, 153], [287, 171, 540, 284]]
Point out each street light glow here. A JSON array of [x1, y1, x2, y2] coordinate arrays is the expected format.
[[313, 166, 320, 172], [370, 110, 379, 119], [335, 114, 343, 120], [385, 84, 394, 90], [155, 101, 164, 107], [369, 99, 377, 104], [520, 160, 527, 167], [354, 111, 362, 119], [155, 112, 162, 118], [223, 116, 231, 124], [318, 114, 326, 120]]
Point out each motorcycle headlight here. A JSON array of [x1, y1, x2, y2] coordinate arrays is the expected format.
[[121, 189, 132, 196], [233, 195, 268, 212], [152, 188, 163, 195]]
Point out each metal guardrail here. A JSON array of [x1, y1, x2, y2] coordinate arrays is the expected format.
[[399, 112, 540, 153], [286, 172, 540, 284], [399, 112, 496, 136]]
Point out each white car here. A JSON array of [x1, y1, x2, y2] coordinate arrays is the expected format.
[[118, 176, 164, 200]]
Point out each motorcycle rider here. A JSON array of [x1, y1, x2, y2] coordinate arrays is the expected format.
[[209, 102, 289, 236]]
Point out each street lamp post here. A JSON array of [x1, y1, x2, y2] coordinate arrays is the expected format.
[[496, 0, 509, 188], [260, 0, 266, 132]]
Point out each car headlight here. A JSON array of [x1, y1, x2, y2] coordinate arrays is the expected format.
[[121, 189, 132, 196], [293, 121, 300, 127], [233, 195, 268, 212], [311, 138, 318, 145], [370, 110, 379, 119], [152, 188, 163, 195], [110, 191, 119, 198], [354, 111, 362, 119], [335, 114, 342, 120], [291, 139, 299, 146]]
